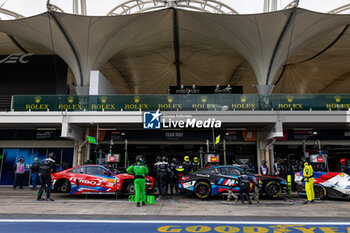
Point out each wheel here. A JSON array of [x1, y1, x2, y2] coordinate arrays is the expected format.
[[265, 181, 282, 198], [59, 180, 71, 193], [194, 181, 211, 199], [127, 182, 135, 194], [314, 185, 327, 200]]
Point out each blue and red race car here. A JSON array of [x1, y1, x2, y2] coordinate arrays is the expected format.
[[179, 165, 287, 199], [51, 164, 156, 198], [295, 171, 350, 199]]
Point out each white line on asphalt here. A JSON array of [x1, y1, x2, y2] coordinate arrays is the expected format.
[[0, 220, 349, 225]]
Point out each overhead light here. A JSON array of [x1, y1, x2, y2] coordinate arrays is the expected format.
[[37, 128, 56, 130]]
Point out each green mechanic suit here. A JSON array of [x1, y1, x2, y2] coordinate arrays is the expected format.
[[126, 155, 149, 207], [303, 161, 315, 204]]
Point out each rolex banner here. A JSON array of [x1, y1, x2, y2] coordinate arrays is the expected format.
[[12, 94, 350, 111]]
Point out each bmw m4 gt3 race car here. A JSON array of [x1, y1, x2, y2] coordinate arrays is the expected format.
[[295, 171, 350, 200], [179, 165, 287, 199], [51, 165, 155, 198]]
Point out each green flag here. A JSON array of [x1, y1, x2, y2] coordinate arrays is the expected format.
[[86, 135, 98, 145]]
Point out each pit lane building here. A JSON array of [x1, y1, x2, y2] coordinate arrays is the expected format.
[[1, 0, 350, 185]]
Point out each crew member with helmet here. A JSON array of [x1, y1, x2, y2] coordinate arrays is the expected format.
[[192, 157, 200, 172], [156, 156, 170, 199], [126, 155, 149, 207], [183, 156, 193, 174], [238, 170, 254, 204], [303, 160, 315, 204], [340, 158, 347, 172], [344, 160, 350, 175], [37, 152, 57, 201], [246, 162, 256, 173]]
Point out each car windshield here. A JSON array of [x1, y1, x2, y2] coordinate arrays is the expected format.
[[219, 167, 240, 175]]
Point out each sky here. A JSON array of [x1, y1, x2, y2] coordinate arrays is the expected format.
[[0, 0, 350, 19]]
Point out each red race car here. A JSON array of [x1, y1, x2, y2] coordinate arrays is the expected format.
[[51, 164, 156, 198]]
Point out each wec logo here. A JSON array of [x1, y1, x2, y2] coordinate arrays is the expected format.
[[0, 53, 33, 64]]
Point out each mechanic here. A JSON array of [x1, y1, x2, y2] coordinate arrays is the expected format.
[[238, 170, 254, 204], [260, 160, 269, 175], [226, 185, 239, 203], [126, 155, 149, 207], [37, 152, 57, 201], [183, 156, 193, 174], [289, 159, 300, 191], [303, 161, 315, 204], [344, 160, 350, 175], [192, 157, 200, 172], [30, 157, 40, 190], [13, 157, 26, 190], [339, 158, 346, 172], [246, 162, 256, 173], [251, 178, 262, 204], [169, 158, 179, 195], [154, 156, 162, 192], [156, 156, 170, 199]]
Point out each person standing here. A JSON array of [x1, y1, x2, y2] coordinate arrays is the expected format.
[[126, 155, 149, 207], [37, 152, 57, 201], [30, 157, 41, 190], [192, 157, 200, 172], [13, 157, 26, 190], [274, 159, 281, 176], [260, 161, 269, 175], [169, 158, 179, 195], [183, 156, 193, 174], [303, 161, 315, 204], [238, 170, 254, 204], [156, 156, 170, 199]]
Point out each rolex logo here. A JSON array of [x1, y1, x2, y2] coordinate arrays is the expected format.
[[286, 95, 293, 103], [134, 96, 140, 103], [100, 96, 108, 104], [334, 95, 341, 103], [68, 96, 74, 104], [167, 96, 174, 103], [240, 95, 247, 103], [34, 96, 42, 103], [201, 96, 208, 103]]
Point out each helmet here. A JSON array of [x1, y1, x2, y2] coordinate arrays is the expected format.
[[48, 152, 56, 160], [304, 162, 309, 167], [162, 156, 168, 162], [156, 156, 161, 162], [136, 155, 144, 163], [172, 158, 178, 164], [193, 157, 198, 163], [34, 157, 39, 161], [184, 156, 190, 162], [340, 158, 346, 165]]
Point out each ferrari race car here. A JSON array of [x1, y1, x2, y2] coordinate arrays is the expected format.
[[179, 165, 287, 199], [295, 171, 350, 199], [51, 165, 155, 198]]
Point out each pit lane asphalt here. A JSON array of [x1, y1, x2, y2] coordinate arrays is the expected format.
[[1, 187, 350, 218]]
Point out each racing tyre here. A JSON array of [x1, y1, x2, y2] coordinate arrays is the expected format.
[[194, 181, 211, 199], [59, 180, 71, 193], [265, 181, 282, 198], [314, 185, 327, 200], [127, 182, 135, 194]]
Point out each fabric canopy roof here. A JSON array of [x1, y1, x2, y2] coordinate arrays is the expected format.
[[0, 8, 349, 94]]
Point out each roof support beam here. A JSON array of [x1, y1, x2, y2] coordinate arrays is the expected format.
[[7, 35, 28, 53], [172, 8, 181, 87], [48, 12, 84, 86]]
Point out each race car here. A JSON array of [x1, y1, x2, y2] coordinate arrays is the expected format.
[[295, 171, 350, 199], [51, 164, 156, 198], [179, 165, 287, 199]]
